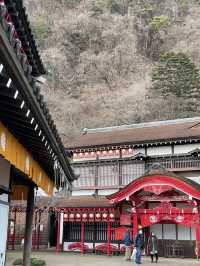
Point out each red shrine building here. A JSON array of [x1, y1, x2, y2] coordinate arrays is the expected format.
[[10, 117, 200, 258]]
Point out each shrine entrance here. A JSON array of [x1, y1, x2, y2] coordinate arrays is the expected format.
[[108, 167, 200, 258]]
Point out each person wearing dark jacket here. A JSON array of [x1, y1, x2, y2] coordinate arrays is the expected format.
[[147, 232, 158, 263], [124, 229, 132, 260], [135, 230, 144, 265]]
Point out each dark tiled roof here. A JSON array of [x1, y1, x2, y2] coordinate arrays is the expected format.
[[4, 0, 45, 75], [68, 117, 200, 149], [11, 196, 113, 208]]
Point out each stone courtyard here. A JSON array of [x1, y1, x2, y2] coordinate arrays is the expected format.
[[6, 252, 200, 266]]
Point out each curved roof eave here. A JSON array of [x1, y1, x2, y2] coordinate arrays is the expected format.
[[107, 173, 200, 204]]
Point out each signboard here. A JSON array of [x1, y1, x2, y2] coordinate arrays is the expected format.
[[0, 203, 9, 266]]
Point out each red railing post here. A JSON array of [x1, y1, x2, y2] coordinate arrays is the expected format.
[[81, 222, 85, 255], [107, 222, 111, 256]]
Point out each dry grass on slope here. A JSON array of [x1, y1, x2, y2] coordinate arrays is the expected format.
[[24, 0, 200, 145]]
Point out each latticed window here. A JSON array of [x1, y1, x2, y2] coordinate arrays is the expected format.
[[121, 162, 145, 186], [73, 165, 96, 188], [95, 223, 108, 242], [97, 163, 119, 187], [64, 222, 82, 241]]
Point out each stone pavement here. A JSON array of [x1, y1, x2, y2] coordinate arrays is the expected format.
[[6, 251, 200, 266]]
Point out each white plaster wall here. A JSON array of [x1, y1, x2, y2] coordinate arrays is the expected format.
[[163, 224, 176, 240], [72, 190, 95, 196], [147, 146, 172, 156], [187, 176, 200, 185], [98, 189, 118, 196], [174, 144, 200, 154], [178, 225, 190, 240], [191, 227, 196, 240], [99, 154, 120, 160]]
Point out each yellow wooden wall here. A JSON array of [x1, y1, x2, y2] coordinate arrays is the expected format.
[[0, 121, 54, 196]]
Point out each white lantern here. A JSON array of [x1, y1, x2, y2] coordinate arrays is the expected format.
[[76, 213, 81, 219], [89, 213, 94, 219], [109, 213, 114, 219], [115, 149, 120, 155], [96, 213, 101, 219], [69, 213, 74, 219], [64, 213, 68, 219], [128, 148, 133, 153], [103, 213, 108, 219], [82, 213, 87, 219], [122, 149, 126, 154]]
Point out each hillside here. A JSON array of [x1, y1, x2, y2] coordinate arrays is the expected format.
[[24, 0, 200, 145]]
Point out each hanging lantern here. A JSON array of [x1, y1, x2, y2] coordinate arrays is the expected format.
[[69, 213, 74, 219], [109, 213, 114, 219], [64, 213, 68, 219], [96, 213, 101, 219], [97, 151, 101, 156], [102, 150, 107, 156], [85, 152, 89, 157], [128, 148, 133, 153], [73, 153, 77, 158], [108, 150, 113, 155], [82, 213, 87, 219], [79, 152, 83, 157], [76, 213, 81, 219], [115, 149, 120, 155], [91, 151, 95, 157], [103, 213, 108, 219], [89, 213, 94, 219], [122, 149, 126, 154]]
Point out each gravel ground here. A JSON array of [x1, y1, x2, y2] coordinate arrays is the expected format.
[[6, 251, 200, 266]]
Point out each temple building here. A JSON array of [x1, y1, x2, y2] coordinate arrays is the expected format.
[[9, 117, 200, 258], [0, 1, 75, 266]]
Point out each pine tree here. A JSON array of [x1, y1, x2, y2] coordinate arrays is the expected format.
[[151, 52, 200, 111]]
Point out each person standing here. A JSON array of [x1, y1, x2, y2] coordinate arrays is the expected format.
[[147, 232, 158, 263], [123, 228, 132, 261], [135, 229, 144, 265]]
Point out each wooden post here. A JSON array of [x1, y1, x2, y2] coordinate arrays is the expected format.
[[81, 222, 85, 255], [107, 222, 111, 256], [22, 185, 35, 266]]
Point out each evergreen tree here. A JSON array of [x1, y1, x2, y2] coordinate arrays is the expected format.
[[151, 52, 200, 111]]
